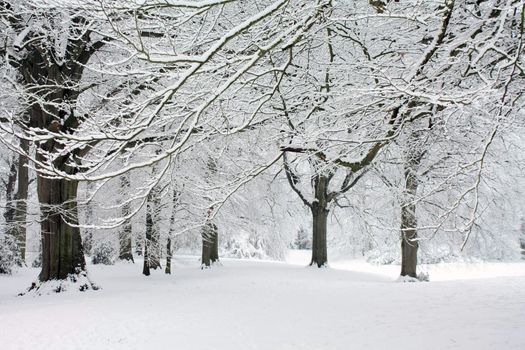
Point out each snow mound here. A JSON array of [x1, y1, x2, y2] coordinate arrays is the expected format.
[[21, 271, 99, 296], [396, 272, 430, 283]]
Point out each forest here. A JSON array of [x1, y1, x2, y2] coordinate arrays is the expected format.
[[0, 1, 524, 349]]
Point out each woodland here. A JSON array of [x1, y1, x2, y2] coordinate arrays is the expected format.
[[0, 0, 524, 340]]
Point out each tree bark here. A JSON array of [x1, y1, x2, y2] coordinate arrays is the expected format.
[[201, 221, 218, 268], [311, 204, 329, 267], [310, 174, 329, 267], [37, 176, 85, 281], [165, 238, 171, 274], [165, 187, 179, 274], [143, 187, 161, 275], [400, 139, 423, 278], [13, 138, 29, 261], [149, 189, 161, 270], [118, 174, 134, 262], [210, 232, 219, 264], [3, 153, 18, 231], [143, 197, 153, 276]]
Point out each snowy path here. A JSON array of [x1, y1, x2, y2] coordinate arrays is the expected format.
[[0, 256, 524, 350]]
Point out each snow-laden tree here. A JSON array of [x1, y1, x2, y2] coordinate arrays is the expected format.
[[0, 0, 523, 291], [0, 0, 116, 290]]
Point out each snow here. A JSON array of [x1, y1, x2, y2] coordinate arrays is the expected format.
[[1, 254, 524, 350]]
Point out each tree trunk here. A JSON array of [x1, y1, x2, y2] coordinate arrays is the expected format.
[[143, 187, 161, 274], [400, 139, 422, 278], [143, 197, 153, 276], [210, 231, 219, 264], [165, 187, 180, 274], [310, 174, 329, 267], [148, 190, 161, 270], [201, 222, 218, 268], [310, 205, 329, 267], [118, 174, 134, 262], [400, 209, 418, 278], [37, 176, 85, 281], [165, 238, 171, 274], [13, 138, 29, 262], [201, 239, 211, 268], [3, 153, 18, 231]]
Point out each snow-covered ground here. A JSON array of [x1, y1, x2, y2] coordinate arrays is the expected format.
[[1, 252, 524, 350]]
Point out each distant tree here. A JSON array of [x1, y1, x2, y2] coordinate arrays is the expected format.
[[201, 208, 219, 268]]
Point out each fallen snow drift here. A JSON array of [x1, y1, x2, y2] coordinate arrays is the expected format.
[[0, 256, 524, 350]]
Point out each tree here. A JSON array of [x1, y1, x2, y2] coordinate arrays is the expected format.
[[399, 129, 425, 278], [0, 0, 523, 292], [143, 181, 163, 275], [201, 217, 219, 268], [118, 172, 134, 262], [0, 0, 113, 290]]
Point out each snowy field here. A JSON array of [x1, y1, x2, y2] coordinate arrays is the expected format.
[[1, 252, 524, 350]]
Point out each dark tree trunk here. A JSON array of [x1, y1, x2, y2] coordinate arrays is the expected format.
[[143, 188, 161, 274], [310, 174, 329, 267], [165, 187, 179, 274], [13, 138, 29, 261], [210, 232, 219, 264], [143, 198, 153, 276], [310, 204, 329, 267], [118, 174, 134, 262], [37, 176, 85, 281], [400, 140, 423, 278], [3, 153, 18, 230], [148, 189, 161, 270], [400, 211, 418, 278], [165, 238, 171, 274], [201, 240, 211, 268], [201, 222, 218, 268], [2, 153, 22, 266], [32, 97, 88, 283]]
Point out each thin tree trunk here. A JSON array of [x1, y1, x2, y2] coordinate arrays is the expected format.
[[165, 187, 178, 274], [143, 187, 161, 274], [310, 174, 329, 267], [201, 222, 218, 268], [119, 173, 134, 262], [3, 153, 17, 230], [165, 238, 171, 274], [400, 138, 423, 278], [149, 190, 161, 270], [13, 138, 29, 262], [142, 199, 152, 276]]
